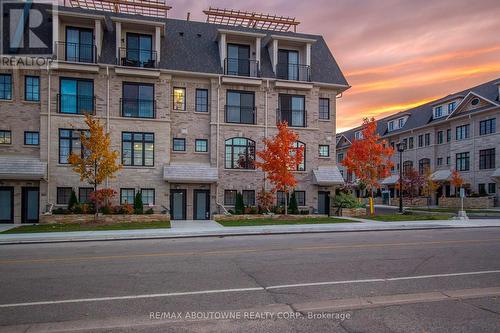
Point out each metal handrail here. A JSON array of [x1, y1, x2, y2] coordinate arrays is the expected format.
[[57, 94, 96, 115], [120, 98, 156, 119], [225, 105, 257, 124], [276, 63, 311, 81], [224, 58, 260, 77], [276, 108, 307, 127], [118, 47, 158, 68], [55, 41, 97, 63]]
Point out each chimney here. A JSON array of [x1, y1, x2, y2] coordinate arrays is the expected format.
[[187, 12, 191, 21]]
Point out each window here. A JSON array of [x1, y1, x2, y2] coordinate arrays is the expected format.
[[0, 130, 12, 144], [122, 83, 154, 118], [354, 131, 363, 140], [390, 142, 395, 150], [488, 183, 496, 194], [418, 135, 423, 147], [277, 49, 301, 81], [471, 98, 480, 106], [141, 189, 155, 205], [402, 138, 408, 149], [0, 74, 12, 100], [319, 98, 330, 120], [437, 157, 443, 166], [25, 76, 40, 101], [242, 190, 255, 206], [224, 190, 237, 205], [456, 152, 470, 171], [225, 138, 255, 169], [78, 187, 93, 203], [226, 91, 255, 124], [398, 118, 405, 128], [59, 78, 94, 114], [65, 27, 94, 63], [57, 187, 72, 205], [436, 131, 443, 144], [226, 44, 251, 76], [479, 183, 486, 195], [173, 87, 186, 111], [195, 89, 208, 112], [418, 158, 430, 174], [403, 161, 413, 175], [24, 131, 39, 145], [448, 102, 456, 113], [479, 148, 495, 170], [388, 121, 394, 131], [319, 145, 330, 157], [59, 129, 85, 164], [456, 124, 470, 140], [434, 106, 442, 118], [479, 118, 496, 135], [172, 138, 186, 152], [278, 94, 306, 127], [408, 137, 414, 149], [446, 156, 451, 165], [447, 129, 452, 142], [294, 141, 306, 171], [122, 132, 154, 166], [277, 191, 286, 206], [424, 133, 430, 146], [294, 191, 306, 206], [195, 139, 208, 152], [337, 153, 344, 163], [124, 33, 154, 68], [120, 188, 135, 205]]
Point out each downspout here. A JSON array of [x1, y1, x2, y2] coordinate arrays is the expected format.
[[215, 75, 227, 213], [105, 66, 110, 188], [46, 62, 51, 204], [470, 114, 475, 189], [264, 79, 270, 191]]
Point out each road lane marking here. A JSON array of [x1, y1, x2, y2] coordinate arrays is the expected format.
[[1, 237, 499, 265], [1, 270, 500, 308]]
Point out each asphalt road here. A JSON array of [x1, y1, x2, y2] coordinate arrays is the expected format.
[[1, 228, 500, 332]]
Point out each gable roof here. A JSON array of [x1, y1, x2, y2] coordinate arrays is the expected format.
[[338, 78, 500, 143], [57, 5, 349, 86], [446, 91, 499, 119]]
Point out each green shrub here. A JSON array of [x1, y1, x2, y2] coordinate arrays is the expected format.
[[145, 208, 154, 214], [288, 192, 299, 214], [72, 204, 83, 214], [52, 207, 67, 215], [68, 190, 78, 212], [299, 209, 310, 215], [234, 192, 244, 214], [134, 192, 144, 214], [333, 192, 363, 209], [100, 205, 113, 215]]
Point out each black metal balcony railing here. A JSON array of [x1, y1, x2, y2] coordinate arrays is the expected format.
[[225, 105, 256, 125], [57, 94, 96, 115], [224, 58, 260, 77], [118, 48, 157, 68], [277, 108, 307, 127], [120, 98, 156, 119], [55, 42, 97, 63], [276, 63, 311, 81]]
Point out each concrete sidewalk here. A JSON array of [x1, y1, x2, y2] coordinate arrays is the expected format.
[[0, 218, 499, 244]]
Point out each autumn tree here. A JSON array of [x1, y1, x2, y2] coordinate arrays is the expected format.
[[256, 187, 274, 213], [400, 167, 425, 205], [256, 122, 304, 215], [341, 118, 394, 214], [421, 169, 438, 205], [450, 169, 464, 197], [69, 114, 122, 215]]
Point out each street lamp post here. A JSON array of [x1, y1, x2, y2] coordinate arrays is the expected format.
[[396, 142, 406, 213]]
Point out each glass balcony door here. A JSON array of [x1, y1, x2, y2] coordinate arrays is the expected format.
[[122, 83, 154, 118], [60, 78, 94, 114], [126, 33, 153, 68], [279, 94, 305, 127], [278, 49, 299, 80], [226, 91, 255, 124], [66, 27, 93, 63], [227, 44, 250, 76]]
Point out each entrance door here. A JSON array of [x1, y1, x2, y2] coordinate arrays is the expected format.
[[436, 186, 443, 205], [21, 187, 39, 223], [318, 191, 330, 215], [194, 190, 210, 220], [0, 187, 14, 223], [170, 189, 186, 220]]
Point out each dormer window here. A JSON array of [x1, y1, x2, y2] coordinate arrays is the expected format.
[[354, 131, 363, 140], [226, 44, 253, 76], [388, 121, 394, 131], [448, 102, 456, 112], [388, 117, 407, 132], [121, 33, 155, 68], [398, 118, 405, 128], [434, 106, 443, 118]]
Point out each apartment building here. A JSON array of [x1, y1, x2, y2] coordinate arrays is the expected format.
[[0, 3, 349, 223], [336, 79, 500, 205]]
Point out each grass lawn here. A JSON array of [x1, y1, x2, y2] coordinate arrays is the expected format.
[[1, 220, 171, 234], [409, 208, 500, 214], [217, 217, 354, 227], [364, 214, 452, 221]]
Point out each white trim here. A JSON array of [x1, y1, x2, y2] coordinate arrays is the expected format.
[[446, 91, 499, 120]]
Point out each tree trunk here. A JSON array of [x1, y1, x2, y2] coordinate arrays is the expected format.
[[284, 190, 288, 215], [93, 161, 98, 223]]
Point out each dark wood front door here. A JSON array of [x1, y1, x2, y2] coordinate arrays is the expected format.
[[21, 187, 39, 223]]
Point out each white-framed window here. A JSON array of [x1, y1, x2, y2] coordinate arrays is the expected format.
[[434, 106, 442, 118], [388, 121, 394, 131]]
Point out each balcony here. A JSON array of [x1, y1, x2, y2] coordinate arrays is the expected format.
[[120, 98, 156, 119], [118, 48, 157, 68], [225, 105, 256, 125], [55, 42, 97, 63], [224, 58, 260, 77], [57, 94, 96, 115], [277, 108, 307, 127], [276, 63, 311, 82]]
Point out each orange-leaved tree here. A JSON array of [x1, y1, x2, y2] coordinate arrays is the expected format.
[[450, 169, 464, 197], [341, 118, 394, 214], [256, 122, 304, 215], [69, 114, 122, 214]]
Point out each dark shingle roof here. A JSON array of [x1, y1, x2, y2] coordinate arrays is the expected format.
[[338, 78, 500, 142], [57, 6, 348, 86]]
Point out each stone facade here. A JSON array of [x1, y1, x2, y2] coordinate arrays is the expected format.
[[0, 7, 348, 223], [40, 214, 170, 225], [438, 197, 495, 209]]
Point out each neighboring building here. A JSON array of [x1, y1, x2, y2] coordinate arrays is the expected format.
[[0, 4, 349, 223], [336, 79, 500, 205]]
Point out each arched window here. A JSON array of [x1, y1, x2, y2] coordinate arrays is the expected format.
[[293, 141, 305, 171], [403, 160, 413, 176], [225, 138, 255, 169], [418, 158, 430, 175]]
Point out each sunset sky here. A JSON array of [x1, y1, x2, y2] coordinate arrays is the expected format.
[[169, 0, 500, 132]]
